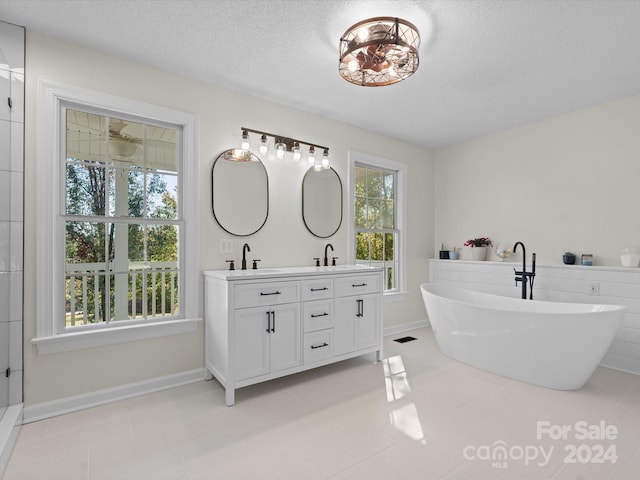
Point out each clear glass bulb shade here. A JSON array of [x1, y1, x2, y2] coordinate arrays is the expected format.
[[259, 135, 268, 156], [241, 131, 250, 151], [292, 145, 301, 162], [275, 142, 286, 159]]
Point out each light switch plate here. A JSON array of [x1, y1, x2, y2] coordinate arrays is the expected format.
[[220, 239, 233, 254]]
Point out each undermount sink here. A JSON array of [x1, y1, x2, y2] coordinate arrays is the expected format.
[[226, 269, 281, 275], [321, 264, 368, 270]]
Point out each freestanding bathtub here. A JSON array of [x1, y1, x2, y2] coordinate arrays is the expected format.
[[420, 283, 626, 390]]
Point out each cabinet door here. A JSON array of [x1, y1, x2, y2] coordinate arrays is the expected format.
[[234, 307, 270, 381], [334, 294, 380, 355], [269, 303, 301, 373], [333, 296, 358, 355], [358, 294, 380, 350]]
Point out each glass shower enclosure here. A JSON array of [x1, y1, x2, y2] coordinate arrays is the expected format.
[[0, 19, 25, 475]]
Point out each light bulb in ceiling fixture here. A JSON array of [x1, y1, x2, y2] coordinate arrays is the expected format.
[[307, 146, 316, 165], [292, 142, 301, 162], [259, 135, 268, 156], [357, 26, 369, 41], [275, 142, 286, 159], [321, 149, 330, 169], [241, 130, 250, 151]]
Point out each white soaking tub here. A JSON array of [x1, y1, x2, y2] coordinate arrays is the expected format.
[[420, 283, 626, 390]]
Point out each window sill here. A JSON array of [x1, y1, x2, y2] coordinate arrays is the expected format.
[[383, 291, 408, 303], [31, 317, 202, 354]]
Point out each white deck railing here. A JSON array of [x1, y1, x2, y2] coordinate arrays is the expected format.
[[65, 261, 178, 326]]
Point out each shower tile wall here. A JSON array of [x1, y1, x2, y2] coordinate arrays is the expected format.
[[0, 20, 25, 409]]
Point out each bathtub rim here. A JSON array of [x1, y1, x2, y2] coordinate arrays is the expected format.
[[420, 283, 627, 315]]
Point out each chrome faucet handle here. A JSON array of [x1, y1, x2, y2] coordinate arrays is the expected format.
[[313, 257, 320, 267], [225, 259, 235, 271], [252, 259, 261, 270]]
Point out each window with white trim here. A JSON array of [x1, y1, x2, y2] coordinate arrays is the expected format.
[[349, 152, 406, 295], [34, 81, 199, 353], [64, 107, 181, 327]]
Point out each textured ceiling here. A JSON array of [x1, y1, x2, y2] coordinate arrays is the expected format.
[[2, 0, 640, 148]]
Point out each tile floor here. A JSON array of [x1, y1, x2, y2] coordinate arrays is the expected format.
[[4, 327, 640, 479]]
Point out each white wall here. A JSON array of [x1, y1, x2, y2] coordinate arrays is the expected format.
[[23, 33, 434, 405], [434, 95, 640, 267]]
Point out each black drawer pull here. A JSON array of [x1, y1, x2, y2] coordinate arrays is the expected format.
[[310, 287, 329, 292], [260, 291, 282, 296], [352, 283, 368, 287], [311, 342, 329, 349], [310, 313, 329, 318]]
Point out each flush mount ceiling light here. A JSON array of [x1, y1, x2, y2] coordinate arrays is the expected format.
[[339, 16, 420, 87]]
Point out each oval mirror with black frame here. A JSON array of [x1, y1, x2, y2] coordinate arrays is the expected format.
[[211, 149, 269, 236], [302, 166, 343, 238]]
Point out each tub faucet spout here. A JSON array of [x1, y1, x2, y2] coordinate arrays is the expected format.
[[513, 241, 536, 300]]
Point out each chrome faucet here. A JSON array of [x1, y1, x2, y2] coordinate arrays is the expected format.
[[324, 243, 334, 266], [513, 241, 536, 300], [241, 243, 250, 270]]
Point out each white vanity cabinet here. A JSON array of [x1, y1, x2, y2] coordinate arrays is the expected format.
[[333, 274, 382, 356], [234, 303, 301, 380], [204, 266, 383, 406]]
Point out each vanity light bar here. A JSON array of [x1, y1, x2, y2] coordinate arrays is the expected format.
[[240, 127, 330, 167]]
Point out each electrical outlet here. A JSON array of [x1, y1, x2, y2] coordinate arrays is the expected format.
[[588, 282, 600, 295], [220, 239, 233, 254]]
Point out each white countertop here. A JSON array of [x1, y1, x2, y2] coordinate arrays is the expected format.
[[203, 264, 382, 281]]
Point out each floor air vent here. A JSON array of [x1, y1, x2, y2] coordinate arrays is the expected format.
[[393, 336, 417, 344]]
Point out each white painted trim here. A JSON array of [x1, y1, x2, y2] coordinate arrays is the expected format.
[[23, 369, 205, 423], [384, 319, 430, 337], [383, 291, 409, 303], [347, 150, 408, 294], [31, 317, 201, 354], [35, 79, 200, 348], [0, 404, 22, 478]]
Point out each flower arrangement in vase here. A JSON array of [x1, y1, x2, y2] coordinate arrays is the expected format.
[[494, 244, 513, 261], [464, 237, 492, 261]]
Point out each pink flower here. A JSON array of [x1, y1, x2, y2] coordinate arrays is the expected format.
[[464, 237, 492, 248]]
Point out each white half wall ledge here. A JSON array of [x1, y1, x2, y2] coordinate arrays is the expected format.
[[22, 368, 205, 423], [0, 404, 22, 478]]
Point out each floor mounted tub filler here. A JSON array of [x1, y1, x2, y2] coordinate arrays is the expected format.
[[420, 283, 626, 390]]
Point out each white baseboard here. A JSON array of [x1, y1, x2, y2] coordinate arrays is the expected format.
[[384, 319, 430, 338], [0, 404, 23, 478], [23, 368, 205, 424]]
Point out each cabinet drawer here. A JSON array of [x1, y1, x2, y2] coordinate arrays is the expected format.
[[303, 299, 333, 332], [302, 278, 334, 301], [334, 273, 381, 297], [234, 281, 300, 308], [303, 330, 333, 364]]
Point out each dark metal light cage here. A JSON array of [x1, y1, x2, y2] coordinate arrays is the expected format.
[[339, 17, 420, 87]]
